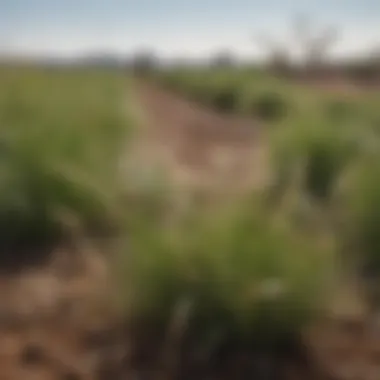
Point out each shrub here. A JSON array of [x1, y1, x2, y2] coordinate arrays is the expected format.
[[120, 197, 335, 350], [209, 87, 239, 113], [131, 51, 157, 77], [250, 91, 288, 122], [0, 67, 129, 258], [270, 119, 358, 205], [303, 133, 352, 201], [336, 159, 380, 308]]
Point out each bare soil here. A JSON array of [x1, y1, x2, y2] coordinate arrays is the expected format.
[[0, 242, 123, 380], [130, 80, 271, 195]]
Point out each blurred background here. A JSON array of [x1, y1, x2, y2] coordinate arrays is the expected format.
[[0, 1, 380, 380]]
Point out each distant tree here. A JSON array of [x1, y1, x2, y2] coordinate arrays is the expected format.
[[254, 14, 339, 78], [345, 46, 380, 84], [210, 50, 236, 68], [131, 50, 158, 76], [254, 33, 292, 76], [367, 46, 380, 76], [292, 14, 339, 76]]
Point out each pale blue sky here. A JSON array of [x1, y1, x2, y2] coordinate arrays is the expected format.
[[1, 0, 379, 59]]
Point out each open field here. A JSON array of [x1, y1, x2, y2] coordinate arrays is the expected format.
[[1, 64, 380, 379]]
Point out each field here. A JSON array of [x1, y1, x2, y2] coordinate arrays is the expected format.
[[1, 63, 380, 380]]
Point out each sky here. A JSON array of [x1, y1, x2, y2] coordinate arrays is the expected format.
[[1, 0, 379, 60]]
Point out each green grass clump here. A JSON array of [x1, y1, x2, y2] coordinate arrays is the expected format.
[[270, 117, 359, 205], [332, 155, 380, 310], [0, 66, 130, 253], [249, 91, 288, 122], [337, 156, 380, 265], [121, 196, 335, 350], [207, 83, 240, 113]]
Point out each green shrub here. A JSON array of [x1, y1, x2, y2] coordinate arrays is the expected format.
[[330, 155, 380, 311], [303, 134, 352, 201], [250, 91, 288, 122], [0, 67, 129, 254], [270, 119, 359, 204], [121, 198, 335, 348], [337, 159, 380, 270], [131, 51, 157, 77], [208, 87, 239, 113]]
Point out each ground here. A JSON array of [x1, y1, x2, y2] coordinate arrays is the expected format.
[[0, 79, 377, 380], [131, 80, 271, 194]]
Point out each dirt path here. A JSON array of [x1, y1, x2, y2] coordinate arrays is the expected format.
[[129, 80, 271, 195], [0, 243, 120, 380]]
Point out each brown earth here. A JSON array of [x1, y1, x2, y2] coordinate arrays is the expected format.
[[0, 81, 377, 380], [0, 239, 124, 380], [128, 80, 271, 196]]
